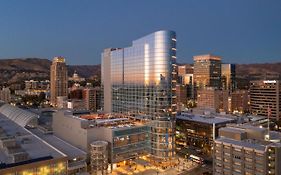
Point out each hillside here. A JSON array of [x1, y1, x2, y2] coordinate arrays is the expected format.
[[236, 62, 281, 79], [0, 58, 100, 85], [0, 58, 280, 86]]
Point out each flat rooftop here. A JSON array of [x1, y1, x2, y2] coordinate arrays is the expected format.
[[176, 113, 236, 125], [215, 137, 266, 151], [0, 113, 65, 164], [61, 110, 145, 129], [29, 128, 87, 160]]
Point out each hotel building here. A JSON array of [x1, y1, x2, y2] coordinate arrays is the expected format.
[[50, 57, 68, 107], [102, 31, 177, 161]]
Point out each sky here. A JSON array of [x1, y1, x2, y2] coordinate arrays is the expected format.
[[0, 0, 280, 65]]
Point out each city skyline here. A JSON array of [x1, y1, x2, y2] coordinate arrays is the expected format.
[[0, 0, 280, 65]]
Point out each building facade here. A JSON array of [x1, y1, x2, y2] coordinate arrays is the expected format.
[[50, 57, 68, 107], [197, 88, 229, 113], [230, 90, 250, 114], [221, 64, 236, 92], [214, 125, 281, 175], [176, 113, 236, 157], [102, 31, 177, 161], [193, 54, 221, 90], [250, 80, 280, 120], [82, 87, 101, 112]]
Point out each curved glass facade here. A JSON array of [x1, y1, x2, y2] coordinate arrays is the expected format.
[[102, 30, 177, 160]]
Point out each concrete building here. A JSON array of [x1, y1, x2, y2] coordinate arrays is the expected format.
[[0, 102, 87, 175], [52, 111, 149, 170], [176, 113, 236, 157], [250, 80, 280, 120], [214, 125, 281, 175], [101, 31, 177, 162], [193, 54, 221, 89], [197, 88, 229, 113], [0, 102, 67, 175], [221, 64, 236, 92], [230, 90, 250, 114], [82, 87, 101, 112], [50, 56, 68, 107]]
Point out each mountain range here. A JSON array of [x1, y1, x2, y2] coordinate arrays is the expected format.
[[0, 58, 280, 86]]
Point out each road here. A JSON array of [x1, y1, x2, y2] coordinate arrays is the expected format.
[[179, 164, 213, 175]]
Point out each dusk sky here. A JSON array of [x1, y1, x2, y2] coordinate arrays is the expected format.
[[0, 0, 280, 65]]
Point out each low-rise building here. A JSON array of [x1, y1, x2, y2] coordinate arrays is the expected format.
[[52, 111, 149, 171], [0, 103, 68, 175], [214, 125, 281, 175], [197, 88, 229, 113], [176, 112, 236, 157], [0, 102, 87, 175]]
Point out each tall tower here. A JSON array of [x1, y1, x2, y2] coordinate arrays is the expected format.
[[50, 56, 68, 106], [193, 54, 221, 89], [102, 30, 177, 162], [221, 63, 236, 92]]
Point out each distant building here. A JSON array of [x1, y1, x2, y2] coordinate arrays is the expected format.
[[221, 64, 236, 92], [67, 99, 85, 110], [176, 113, 236, 156], [193, 54, 221, 89], [250, 80, 280, 120], [50, 57, 68, 107], [176, 84, 187, 104], [197, 88, 229, 113], [214, 125, 281, 175], [230, 90, 250, 114], [176, 84, 188, 111], [56, 96, 68, 109], [25, 80, 50, 90], [178, 64, 193, 76], [0, 88, 11, 103], [68, 71, 85, 82], [82, 87, 101, 112]]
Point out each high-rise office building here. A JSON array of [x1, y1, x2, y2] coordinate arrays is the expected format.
[[250, 80, 280, 120], [221, 63, 236, 92], [214, 125, 281, 175], [50, 56, 68, 106], [102, 30, 177, 161], [193, 54, 221, 89]]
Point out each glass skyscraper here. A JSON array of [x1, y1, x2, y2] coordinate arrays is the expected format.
[[102, 30, 177, 161]]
